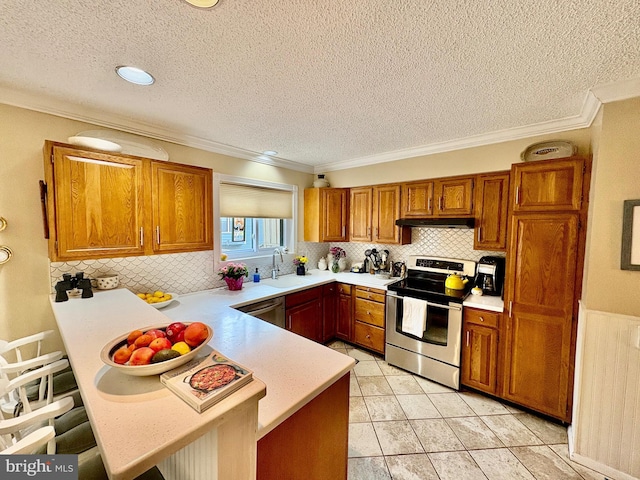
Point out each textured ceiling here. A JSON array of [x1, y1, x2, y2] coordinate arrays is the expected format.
[[1, 0, 639, 172]]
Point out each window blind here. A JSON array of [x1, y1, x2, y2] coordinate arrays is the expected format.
[[219, 183, 293, 219]]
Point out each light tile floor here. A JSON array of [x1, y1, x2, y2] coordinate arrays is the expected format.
[[327, 340, 608, 480]]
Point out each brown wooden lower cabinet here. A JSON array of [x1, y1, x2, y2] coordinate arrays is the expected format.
[[353, 286, 385, 354], [285, 287, 323, 343], [461, 308, 500, 395], [336, 284, 353, 342], [257, 373, 350, 480]]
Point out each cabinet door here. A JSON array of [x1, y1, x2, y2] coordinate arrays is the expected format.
[[151, 162, 213, 253], [474, 172, 510, 251], [461, 321, 499, 394], [372, 185, 402, 244], [322, 283, 338, 342], [50, 146, 146, 260], [434, 177, 474, 216], [321, 188, 349, 242], [401, 181, 434, 217], [502, 213, 579, 421], [287, 300, 323, 343], [349, 187, 372, 242], [512, 157, 584, 212], [336, 285, 353, 341]]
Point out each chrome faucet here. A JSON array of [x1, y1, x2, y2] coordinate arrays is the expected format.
[[271, 248, 283, 279]]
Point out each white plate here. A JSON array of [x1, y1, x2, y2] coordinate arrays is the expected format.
[[145, 293, 178, 309], [74, 130, 169, 160], [521, 141, 576, 162], [100, 322, 213, 376], [67, 136, 122, 152]]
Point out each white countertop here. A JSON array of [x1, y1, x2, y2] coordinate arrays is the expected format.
[[463, 294, 504, 313], [49, 270, 395, 478]]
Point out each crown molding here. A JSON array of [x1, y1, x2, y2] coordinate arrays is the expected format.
[[315, 92, 603, 173], [0, 86, 314, 174], [591, 76, 640, 103]]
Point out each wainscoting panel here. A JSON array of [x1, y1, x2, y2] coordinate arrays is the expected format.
[[572, 306, 640, 480]]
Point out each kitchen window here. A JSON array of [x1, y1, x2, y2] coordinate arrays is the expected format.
[[215, 174, 297, 261]]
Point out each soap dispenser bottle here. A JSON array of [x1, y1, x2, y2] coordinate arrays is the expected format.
[[253, 268, 260, 283]]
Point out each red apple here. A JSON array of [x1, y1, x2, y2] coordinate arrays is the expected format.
[[148, 337, 172, 353], [173, 331, 185, 343], [129, 347, 155, 365], [184, 322, 210, 348], [145, 329, 166, 340], [165, 322, 187, 343]]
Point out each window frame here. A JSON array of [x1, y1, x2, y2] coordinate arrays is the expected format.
[[214, 173, 297, 264]]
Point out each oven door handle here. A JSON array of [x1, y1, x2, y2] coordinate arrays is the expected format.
[[386, 293, 462, 311]]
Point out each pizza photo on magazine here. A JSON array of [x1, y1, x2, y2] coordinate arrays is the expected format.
[[160, 350, 253, 412]]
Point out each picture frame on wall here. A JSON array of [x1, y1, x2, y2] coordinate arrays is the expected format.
[[232, 218, 245, 242], [621, 199, 640, 270]]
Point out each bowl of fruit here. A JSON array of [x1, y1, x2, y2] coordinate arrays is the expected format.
[[136, 291, 178, 309], [100, 321, 213, 376]]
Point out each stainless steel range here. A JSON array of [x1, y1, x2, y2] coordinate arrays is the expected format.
[[385, 255, 476, 390]]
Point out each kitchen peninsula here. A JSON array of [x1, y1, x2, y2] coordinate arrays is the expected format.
[[49, 275, 363, 480]]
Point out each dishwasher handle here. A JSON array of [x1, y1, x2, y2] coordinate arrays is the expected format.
[[243, 303, 281, 316]]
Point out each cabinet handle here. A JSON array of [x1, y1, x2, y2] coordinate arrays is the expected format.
[[428, 197, 432, 211], [156, 226, 160, 245], [287, 315, 291, 329], [509, 301, 513, 318], [515, 186, 520, 205], [367, 227, 371, 236], [140, 227, 144, 246], [366, 334, 371, 339], [342, 226, 345, 237], [479, 316, 484, 322], [466, 330, 470, 347], [439, 197, 443, 210], [477, 227, 481, 242]]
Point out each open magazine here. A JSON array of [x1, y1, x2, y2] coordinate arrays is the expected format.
[[160, 350, 253, 413]]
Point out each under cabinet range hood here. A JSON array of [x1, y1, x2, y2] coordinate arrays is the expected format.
[[395, 218, 475, 228]]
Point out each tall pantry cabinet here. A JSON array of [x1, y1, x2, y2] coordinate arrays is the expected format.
[[501, 156, 590, 422]]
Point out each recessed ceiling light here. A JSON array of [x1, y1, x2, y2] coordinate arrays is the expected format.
[[115, 66, 155, 86], [262, 150, 278, 156], [184, 0, 220, 8]]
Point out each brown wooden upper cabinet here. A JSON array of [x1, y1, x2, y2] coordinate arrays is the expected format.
[[511, 157, 585, 212], [43, 141, 213, 261], [151, 162, 213, 254], [304, 188, 349, 242], [401, 176, 474, 218], [474, 171, 510, 251], [350, 185, 410, 244]]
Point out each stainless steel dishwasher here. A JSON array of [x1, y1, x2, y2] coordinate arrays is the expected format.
[[235, 296, 285, 329]]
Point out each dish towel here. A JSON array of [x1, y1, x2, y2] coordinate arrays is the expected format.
[[401, 297, 428, 337]]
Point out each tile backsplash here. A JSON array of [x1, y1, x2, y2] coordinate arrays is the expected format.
[[49, 228, 503, 294], [299, 227, 505, 271]]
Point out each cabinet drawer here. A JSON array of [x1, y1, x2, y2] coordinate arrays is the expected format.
[[338, 283, 352, 295], [355, 286, 385, 303], [354, 298, 385, 327], [464, 308, 500, 329], [354, 322, 385, 353], [285, 286, 322, 309]]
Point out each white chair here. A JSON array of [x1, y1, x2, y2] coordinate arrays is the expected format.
[[0, 397, 74, 454], [1, 359, 72, 417], [0, 331, 78, 417]]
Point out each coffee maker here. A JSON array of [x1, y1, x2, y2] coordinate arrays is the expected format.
[[474, 256, 505, 296]]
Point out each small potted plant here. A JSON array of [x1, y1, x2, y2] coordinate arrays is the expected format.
[[293, 255, 308, 276], [218, 262, 249, 290]]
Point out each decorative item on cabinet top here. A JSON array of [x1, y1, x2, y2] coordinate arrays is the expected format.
[[68, 129, 169, 160], [520, 140, 576, 162]]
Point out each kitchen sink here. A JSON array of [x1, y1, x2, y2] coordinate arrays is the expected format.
[[261, 275, 310, 289]]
